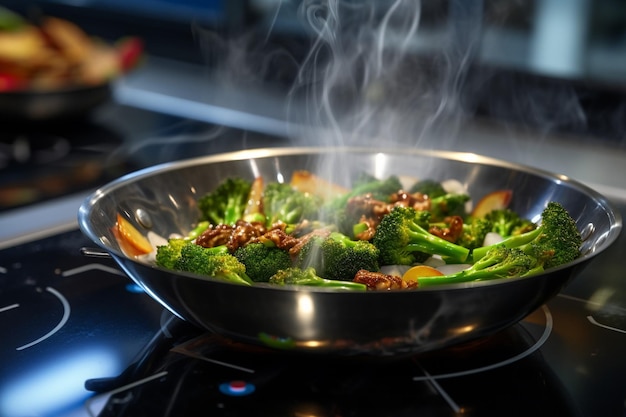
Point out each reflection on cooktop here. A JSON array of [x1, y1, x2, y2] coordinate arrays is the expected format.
[[0, 121, 132, 211], [90, 307, 579, 417]]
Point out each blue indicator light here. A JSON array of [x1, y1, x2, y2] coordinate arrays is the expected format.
[[219, 380, 255, 396]]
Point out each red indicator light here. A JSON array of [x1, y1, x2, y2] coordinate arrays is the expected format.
[[219, 380, 256, 396], [229, 381, 246, 393]]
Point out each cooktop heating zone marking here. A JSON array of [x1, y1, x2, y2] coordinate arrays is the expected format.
[[16, 287, 71, 351], [409, 305, 553, 413], [0, 303, 19, 313], [587, 316, 626, 334], [416, 366, 462, 413], [413, 304, 553, 381], [61, 263, 126, 277]]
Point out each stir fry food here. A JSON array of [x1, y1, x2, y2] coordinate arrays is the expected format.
[[118, 170, 583, 291], [0, 7, 141, 91]]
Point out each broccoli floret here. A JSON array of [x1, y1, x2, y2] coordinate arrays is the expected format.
[[160, 241, 252, 286], [155, 238, 188, 269], [457, 217, 493, 250], [372, 206, 470, 265], [156, 238, 228, 270], [263, 182, 323, 227], [269, 267, 367, 291], [407, 178, 470, 221], [353, 173, 404, 201], [472, 202, 582, 270], [409, 179, 447, 198], [198, 177, 252, 226], [297, 232, 380, 281], [417, 245, 536, 287], [428, 193, 471, 221], [234, 242, 293, 283], [326, 174, 403, 211], [483, 208, 537, 238]]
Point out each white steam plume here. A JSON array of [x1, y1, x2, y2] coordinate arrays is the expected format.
[[287, 0, 477, 150]]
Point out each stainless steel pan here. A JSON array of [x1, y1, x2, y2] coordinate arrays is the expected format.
[[78, 147, 622, 355]]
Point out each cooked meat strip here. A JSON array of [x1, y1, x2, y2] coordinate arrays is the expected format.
[[195, 223, 234, 248], [346, 191, 433, 241], [428, 215, 464, 243], [228, 220, 266, 252], [389, 190, 431, 211], [254, 227, 300, 251], [353, 269, 418, 291], [196, 220, 266, 252]]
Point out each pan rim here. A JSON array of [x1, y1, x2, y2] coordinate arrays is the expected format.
[[77, 146, 623, 293]]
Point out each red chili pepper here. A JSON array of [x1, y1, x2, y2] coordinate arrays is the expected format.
[[0, 73, 26, 91], [116, 37, 144, 72]]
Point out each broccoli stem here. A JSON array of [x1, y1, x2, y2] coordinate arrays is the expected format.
[[224, 196, 242, 225], [405, 225, 470, 262], [472, 227, 541, 261], [352, 222, 369, 237], [269, 267, 367, 291], [295, 277, 367, 291], [328, 231, 358, 247], [203, 245, 230, 255], [187, 221, 210, 241], [219, 272, 253, 286], [418, 246, 533, 287]]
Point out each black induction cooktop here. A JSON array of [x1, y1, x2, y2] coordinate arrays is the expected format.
[[0, 196, 625, 416]]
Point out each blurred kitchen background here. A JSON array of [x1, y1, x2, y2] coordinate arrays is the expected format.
[[2, 0, 626, 242]]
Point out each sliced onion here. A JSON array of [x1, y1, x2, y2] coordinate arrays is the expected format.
[[440, 179, 466, 194], [380, 264, 411, 278], [423, 256, 446, 268], [483, 232, 504, 247], [440, 178, 473, 213]]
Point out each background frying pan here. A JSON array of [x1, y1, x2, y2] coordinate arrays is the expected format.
[[0, 82, 111, 122]]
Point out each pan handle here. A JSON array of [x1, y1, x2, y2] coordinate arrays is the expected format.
[[80, 247, 112, 258]]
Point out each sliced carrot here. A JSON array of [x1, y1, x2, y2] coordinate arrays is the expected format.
[[115, 213, 153, 256], [402, 265, 444, 283], [471, 190, 512, 218], [290, 170, 348, 201]]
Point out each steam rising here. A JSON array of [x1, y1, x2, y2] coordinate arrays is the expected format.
[[186, 0, 480, 152], [287, 0, 471, 149], [111, 1, 616, 173]]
